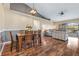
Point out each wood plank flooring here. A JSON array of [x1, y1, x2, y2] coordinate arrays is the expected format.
[[1, 36, 79, 56]]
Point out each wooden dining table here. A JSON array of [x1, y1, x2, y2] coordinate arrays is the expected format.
[[16, 32, 41, 52]]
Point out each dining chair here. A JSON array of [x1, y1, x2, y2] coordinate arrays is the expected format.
[[33, 30, 41, 46], [25, 31, 33, 48], [9, 31, 15, 52], [16, 30, 25, 51], [38, 30, 42, 45], [0, 33, 2, 43], [33, 31, 38, 46], [9, 31, 19, 52]]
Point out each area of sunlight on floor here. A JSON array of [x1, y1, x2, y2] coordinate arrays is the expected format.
[[67, 37, 78, 50]]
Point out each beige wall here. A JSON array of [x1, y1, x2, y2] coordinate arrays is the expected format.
[[57, 18, 79, 24], [0, 4, 5, 32], [54, 18, 79, 30], [0, 4, 54, 32], [4, 10, 34, 30]]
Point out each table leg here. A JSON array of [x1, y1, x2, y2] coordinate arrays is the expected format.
[[38, 35, 41, 46], [18, 36, 23, 51]]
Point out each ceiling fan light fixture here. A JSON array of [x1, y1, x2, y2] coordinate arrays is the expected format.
[[61, 11, 64, 15]]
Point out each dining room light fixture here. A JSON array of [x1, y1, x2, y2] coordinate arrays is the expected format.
[[30, 3, 37, 15], [30, 9, 37, 15]]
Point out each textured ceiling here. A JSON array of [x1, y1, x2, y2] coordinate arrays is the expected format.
[[26, 3, 79, 22]]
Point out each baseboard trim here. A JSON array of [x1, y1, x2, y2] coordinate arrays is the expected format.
[[52, 37, 67, 42]]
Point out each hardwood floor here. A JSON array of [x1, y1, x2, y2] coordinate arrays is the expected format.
[[1, 36, 79, 56]]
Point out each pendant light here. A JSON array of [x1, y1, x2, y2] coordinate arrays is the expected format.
[[30, 3, 37, 15]]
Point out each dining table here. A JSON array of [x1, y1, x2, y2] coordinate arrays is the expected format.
[[16, 31, 41, 52]]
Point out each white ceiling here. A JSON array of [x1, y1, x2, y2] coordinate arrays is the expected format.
[[26, 3, 79, 22]]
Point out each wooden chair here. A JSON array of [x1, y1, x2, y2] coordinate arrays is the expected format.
[[33, 31, 38, 46], [9, 31, 14, 52], [25, 31, 33, 48], [0, 33, 2, 43], [9, 31, 18, 52], [33, 30, 41, 46], [38, 30, 41, 45], [16, 30, 25, 51]]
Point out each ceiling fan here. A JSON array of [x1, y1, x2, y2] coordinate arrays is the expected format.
[[59, 11, 64, 16]]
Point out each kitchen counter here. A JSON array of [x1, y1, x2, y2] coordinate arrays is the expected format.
[[68, 32, 78, 37]]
